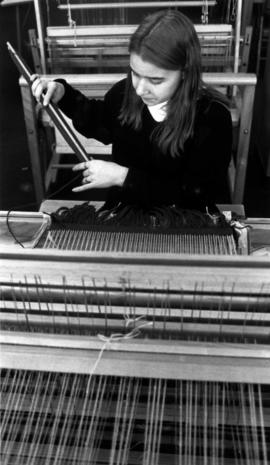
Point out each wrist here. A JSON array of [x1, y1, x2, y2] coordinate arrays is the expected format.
[[116, 165, 128, 187], [54, 79, 66, 102], [56, 82, 65, 102]]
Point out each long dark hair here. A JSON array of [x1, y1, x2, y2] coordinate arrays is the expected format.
[[119, 10, 203, 157]]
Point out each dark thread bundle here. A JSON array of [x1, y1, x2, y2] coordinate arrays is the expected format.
[[50, 202, 232, 233]]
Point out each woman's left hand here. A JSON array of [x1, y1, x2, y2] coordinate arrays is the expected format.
[[72, 159, 128, 192]]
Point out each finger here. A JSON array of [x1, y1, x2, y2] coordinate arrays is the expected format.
[[43, 82, 56, 106], [30, 74, 40, 83], [32, 79, 45, 101], [72, 182, 96, 192], [81, 176, 92, 184], [31, 77, 41, 94], [82, 168, 93, 179], [72, 162, 89, 172]]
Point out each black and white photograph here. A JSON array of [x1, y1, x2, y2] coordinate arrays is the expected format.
[[1, 1, 270, 464]]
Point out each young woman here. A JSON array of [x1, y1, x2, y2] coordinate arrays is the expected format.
[[32, 9, 232, 212]]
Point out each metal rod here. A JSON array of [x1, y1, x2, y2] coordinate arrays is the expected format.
[[234, 0, 242, 73], [1, 0, 32, 5], [15, 5, 21, 55], [58, 1, 216, 10], [7, 42, 89, 163], [33, 0, 46, 73], [1, 286, 269, 310]]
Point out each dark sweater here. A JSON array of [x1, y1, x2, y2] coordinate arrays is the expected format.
[[57, 78, 232, 211]]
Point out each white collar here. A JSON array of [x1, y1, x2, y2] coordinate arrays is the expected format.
[[147, 101, 168, 122]]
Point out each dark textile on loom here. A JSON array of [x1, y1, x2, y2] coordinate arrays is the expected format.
[[55, 78, 232, 211], [50, 202, 235, 237]]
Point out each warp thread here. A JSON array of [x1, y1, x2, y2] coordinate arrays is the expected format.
[[89, 316, 153, 376]]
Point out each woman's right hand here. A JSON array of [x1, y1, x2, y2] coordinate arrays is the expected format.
[[30, 74, 65, 106]]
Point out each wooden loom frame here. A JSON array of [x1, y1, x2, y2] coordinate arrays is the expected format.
[[1, 248, 270, 384], [45, 23, 234, 74]]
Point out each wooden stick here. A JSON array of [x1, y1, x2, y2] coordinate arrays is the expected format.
[[1, 332, 270, 383], [58, 1, 217, 10]]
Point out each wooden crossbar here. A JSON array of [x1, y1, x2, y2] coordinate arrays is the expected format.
[[46, 24, 232, 38], [57, 1, 217, 10], [46, 24, 234, 74], [2, 332, 270, 383]]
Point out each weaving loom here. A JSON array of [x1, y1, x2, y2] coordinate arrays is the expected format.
[[37, 202, 244, 255], [2, 22, 269, 463], [1, 203, 270, 464]]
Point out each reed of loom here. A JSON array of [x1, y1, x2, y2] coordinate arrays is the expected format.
[[39, 220, 241, 255], [1, 248, 270, 465]]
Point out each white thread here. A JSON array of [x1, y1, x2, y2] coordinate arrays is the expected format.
[[201, 0, 209, 24], [45, 231, 58, 248], [90, 318, 153, 375], [67, 0, 77, 46]]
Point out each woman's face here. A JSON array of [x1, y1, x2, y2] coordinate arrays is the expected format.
[[130, 53, 182, 106]]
